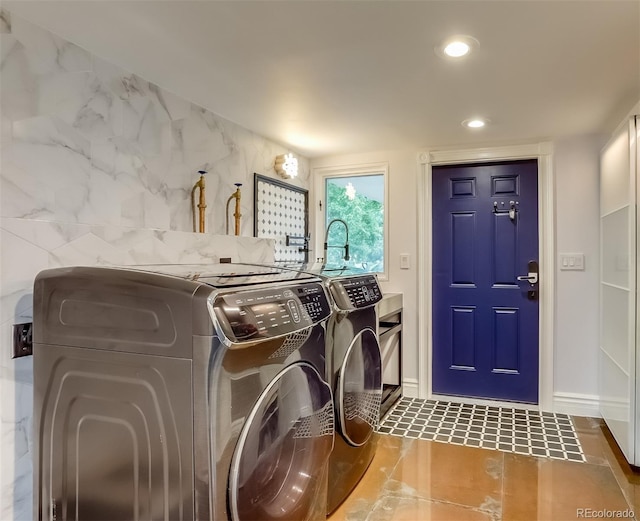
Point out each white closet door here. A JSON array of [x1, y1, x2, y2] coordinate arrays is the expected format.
[[599, 117, 636, 463], [634, 115, 640, 465]]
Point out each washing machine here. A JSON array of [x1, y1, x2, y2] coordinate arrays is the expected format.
[[33, 264, 335, 521], [253, 262, 383, 513]]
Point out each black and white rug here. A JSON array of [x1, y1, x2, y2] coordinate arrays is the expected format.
[[378, 397, 586, 462]]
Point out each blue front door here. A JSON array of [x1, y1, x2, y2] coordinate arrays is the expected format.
[[432, 159, 539, 403]]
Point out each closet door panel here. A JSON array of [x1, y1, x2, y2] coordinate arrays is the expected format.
[[599, 118, 636, 464]]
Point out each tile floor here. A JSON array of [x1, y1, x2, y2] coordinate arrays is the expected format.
[[328, 415, 640, 521]]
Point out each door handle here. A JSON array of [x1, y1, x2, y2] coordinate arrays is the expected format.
[[517, 260, 539, 285]]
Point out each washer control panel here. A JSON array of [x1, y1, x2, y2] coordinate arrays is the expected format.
[[213, 282, 331, 342], [329, 275, 382, 311]]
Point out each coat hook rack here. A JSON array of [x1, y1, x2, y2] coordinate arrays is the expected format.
[[493, 200, 518, 221]]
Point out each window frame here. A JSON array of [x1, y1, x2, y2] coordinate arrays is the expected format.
[[312, 162, 389, 281]]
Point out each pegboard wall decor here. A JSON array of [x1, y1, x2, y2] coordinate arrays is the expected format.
[[254, 174, 309, 262]]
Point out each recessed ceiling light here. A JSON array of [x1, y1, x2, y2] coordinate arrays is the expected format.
[[444, 41, 470, 57], [462, 118, 489, 129], [435, 35, 479, 59]]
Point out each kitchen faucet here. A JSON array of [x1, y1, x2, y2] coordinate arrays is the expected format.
[[324, 218, 350, 262]]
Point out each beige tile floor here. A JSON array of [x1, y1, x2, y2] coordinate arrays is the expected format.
[[328, 416, 640, 521]]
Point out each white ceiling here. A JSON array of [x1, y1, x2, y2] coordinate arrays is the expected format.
[[5, 0, 640, 158]]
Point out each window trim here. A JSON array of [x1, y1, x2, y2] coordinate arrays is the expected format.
[[312, 162, 389, 281]]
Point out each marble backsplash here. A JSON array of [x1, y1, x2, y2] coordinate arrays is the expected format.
[[0, 219, 274, 520], [0, 8, 305, 520]]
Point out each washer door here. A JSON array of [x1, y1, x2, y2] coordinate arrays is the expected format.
[[337, 327, 382, 446], [229, 362, 334, 521]]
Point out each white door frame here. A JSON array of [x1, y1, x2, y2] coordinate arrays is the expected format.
[[417, 143, 555, 411]]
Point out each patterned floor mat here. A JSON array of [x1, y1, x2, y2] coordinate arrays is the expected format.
[[378, 397, 586, 462]]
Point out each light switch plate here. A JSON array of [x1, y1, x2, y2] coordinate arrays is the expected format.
[[400, 253, 410, 269], [560, 253, 585, 271]]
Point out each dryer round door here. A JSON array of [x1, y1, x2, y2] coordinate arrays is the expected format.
[[229, 362, 334, 521], [337, 327, 382, 446]]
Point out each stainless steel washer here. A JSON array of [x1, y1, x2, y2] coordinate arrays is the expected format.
[[33, 264, 335, 521]]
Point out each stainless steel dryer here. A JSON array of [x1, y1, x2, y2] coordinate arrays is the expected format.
[[258, 262, 383, 514], [33, 264, 335, 521]]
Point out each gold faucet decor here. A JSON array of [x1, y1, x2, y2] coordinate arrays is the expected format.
[[191, 170, 207, 233], [226, 183, 242, 235]]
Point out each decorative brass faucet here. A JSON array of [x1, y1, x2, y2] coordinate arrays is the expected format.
[[226, 183, 242, 235], [324, 218, 350, 262], [191, 170, 207, 233]]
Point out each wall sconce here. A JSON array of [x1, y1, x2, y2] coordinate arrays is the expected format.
[[274, 153, 298, 179]]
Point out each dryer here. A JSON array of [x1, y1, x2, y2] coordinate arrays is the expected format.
[[259, 262, 384, 513], [33, 264, 335, 521]]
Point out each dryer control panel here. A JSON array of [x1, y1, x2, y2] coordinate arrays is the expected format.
[[212, 282, 331, 343], [329, 275, 383, 311]]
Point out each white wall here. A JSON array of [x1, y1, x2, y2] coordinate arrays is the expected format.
[[312, 137, 606, 415], [311, 150, 420, 393], [553, 135, 607, 415], [0, 10, 308, 520]]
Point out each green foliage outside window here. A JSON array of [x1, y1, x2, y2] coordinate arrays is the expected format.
[[325, 177, 384, 272]]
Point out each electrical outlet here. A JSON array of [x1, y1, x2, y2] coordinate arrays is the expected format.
[[12, 323, 33, 358]]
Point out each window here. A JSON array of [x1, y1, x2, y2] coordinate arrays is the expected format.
[[314, 164, 388, 277]]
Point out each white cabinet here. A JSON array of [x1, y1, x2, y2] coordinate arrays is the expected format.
[[599, 114, 640, 464]]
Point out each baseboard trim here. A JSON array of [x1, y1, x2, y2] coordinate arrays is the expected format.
[[553, 392, 601, 418], [402, 378, 419, 398]]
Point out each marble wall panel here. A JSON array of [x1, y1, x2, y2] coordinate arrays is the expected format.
[[0, 9, 302, 519], [0, 11, 310, 234]]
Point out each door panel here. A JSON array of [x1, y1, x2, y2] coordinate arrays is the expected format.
[[452, 213, 476, 284], [432, 159, 539, 403], [493, 213, 518, 285], [493, 308, 519, 372], [451, 307, 476, 369]]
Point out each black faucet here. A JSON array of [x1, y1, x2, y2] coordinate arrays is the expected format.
[[323, 218, 350, 262]]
